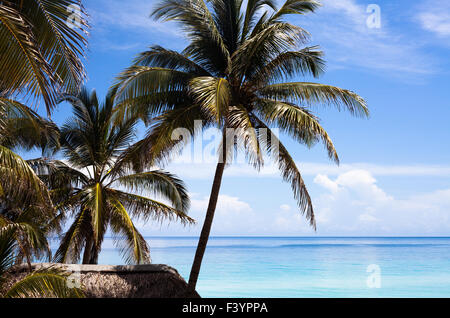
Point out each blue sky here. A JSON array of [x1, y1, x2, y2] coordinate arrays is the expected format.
[[30, 0, 450, 236]]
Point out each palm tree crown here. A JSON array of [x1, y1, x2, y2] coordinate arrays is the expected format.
[[32, 88, 193, 264], [114, 0, 369, 228]]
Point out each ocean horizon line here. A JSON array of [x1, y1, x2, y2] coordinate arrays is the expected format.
[[48, 235, 450, 239]]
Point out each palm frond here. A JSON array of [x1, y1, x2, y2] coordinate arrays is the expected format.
[[190, 76, 231, 124], [255, 99, 339, 162], [259, 82, 369, 117], [109, 198, 150, 264], [248, 46, 325, 86], [135, 45, 210, 75], [0, 227, 17, 277], [152, 0, 231, 76], [0, 3, 55, 108], [114, 170, 190, 212], [241, 0, 277, 41], [119, 103, 214, 170], [227, 105, 264, 168], [269, 0, 321, 22], [232, 22, 310, 81], [109, 189, 194, 225], [0, 98, 59, 154], [0, 145, 52, 209], [0, 0, 89, 112], [113, 66, 193, 108], [4, 269, 84, 298], [252, 117, 315, 229], [53, 208, 89, 263]]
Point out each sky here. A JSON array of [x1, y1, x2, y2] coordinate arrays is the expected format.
[[29, 0, 450, 236]]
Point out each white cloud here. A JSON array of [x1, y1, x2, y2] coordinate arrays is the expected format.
[[417, 1, 450, 37], [191, 194, 252, 214], [135, 168, 450, 236], [312, 169, 450, 235], [86, 0, 185, 52], [89, 0, 182, 37], [167, 161, 450, 180], [299, 0, 436, 75], [359, 213, 378, 223], [136, 193, 256, 235]]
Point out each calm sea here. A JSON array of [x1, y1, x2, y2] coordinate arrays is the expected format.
[[50, 237, 450, 297]]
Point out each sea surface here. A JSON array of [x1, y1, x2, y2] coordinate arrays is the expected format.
[[50, 237, 450, 297]]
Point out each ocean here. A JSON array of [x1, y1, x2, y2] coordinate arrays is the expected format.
[[50, 237, 450, 297]]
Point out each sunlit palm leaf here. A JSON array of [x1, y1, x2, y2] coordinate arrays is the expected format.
[[114, 170, 190, 212], [255, 99, 339, 162], [259, 82, 369, 117], [109, 197, 150, 264], [190, 76, 231, 124]]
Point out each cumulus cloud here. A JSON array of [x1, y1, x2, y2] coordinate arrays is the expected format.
[[134, 167, 450, 236], [312, 170, 450, 235], [136, 194, 257, 235]]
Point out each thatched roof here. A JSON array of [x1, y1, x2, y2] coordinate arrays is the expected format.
[[5, 263, 200, 298]]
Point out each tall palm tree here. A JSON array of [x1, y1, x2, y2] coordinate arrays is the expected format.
[[31, 88, 193, 264], [0, 225, 84, 298], [113, 0, 369, 292]]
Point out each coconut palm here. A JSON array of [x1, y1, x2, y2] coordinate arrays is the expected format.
[[31, 88, 193, 265], [0, 0, 88, 224], [113, 0, 369, 291], [0, 99, 60, 250], [0, 225, 84, 298]]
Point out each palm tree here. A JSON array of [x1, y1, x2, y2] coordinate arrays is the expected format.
[[31, 88, 193, 264], [0, 99, 60, 258], [0, 0, 88, 225], [113, 0, 369, 292], [0, 225, 84, 298]]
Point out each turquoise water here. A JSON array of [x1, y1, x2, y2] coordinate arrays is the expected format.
[[51, 237, 450, 297]]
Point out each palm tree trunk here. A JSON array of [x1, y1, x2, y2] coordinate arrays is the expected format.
[[82, 238, 92, 264], [89, 244, 99, 264], [187, 160, 226, 292]]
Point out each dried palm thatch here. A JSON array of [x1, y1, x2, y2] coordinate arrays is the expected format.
[[4, 263, 200, 298]]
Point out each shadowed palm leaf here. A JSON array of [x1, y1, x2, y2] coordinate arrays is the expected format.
[[0, 99, 59, 238], [0, 0, 89, 112], [0, 226, 84, 298]]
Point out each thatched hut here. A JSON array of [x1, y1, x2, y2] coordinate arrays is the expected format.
[[5, 263, 200, 298]]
